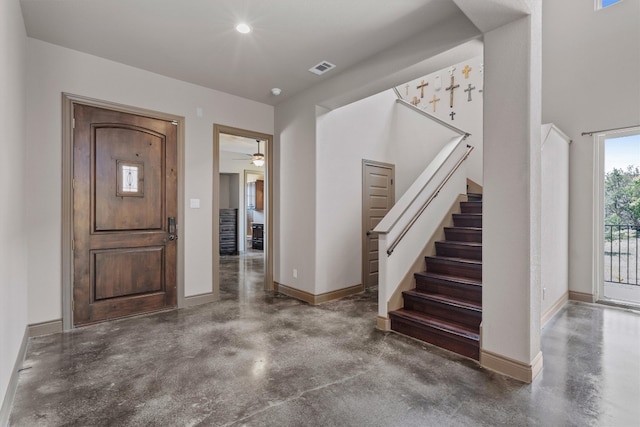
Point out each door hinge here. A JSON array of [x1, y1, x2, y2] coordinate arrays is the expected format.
[[171, 120, 178, 126], [72, 117, 75, 129]]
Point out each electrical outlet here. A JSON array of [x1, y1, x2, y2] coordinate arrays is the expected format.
[[293, 269, 298, 279]]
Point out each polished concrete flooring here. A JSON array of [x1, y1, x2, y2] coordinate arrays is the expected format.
[[10, 252, 640, 426]]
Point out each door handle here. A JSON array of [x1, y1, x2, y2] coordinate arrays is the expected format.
[[168, 217, 177, 240]]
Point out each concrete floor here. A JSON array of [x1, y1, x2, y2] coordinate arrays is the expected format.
[[9, 252, 640, 426]]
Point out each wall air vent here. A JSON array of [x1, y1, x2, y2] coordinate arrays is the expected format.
[[309, 61, 336, 75]]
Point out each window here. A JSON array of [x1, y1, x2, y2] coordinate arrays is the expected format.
[[597, 0, 623, 10]]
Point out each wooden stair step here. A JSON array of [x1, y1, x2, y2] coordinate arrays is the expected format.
[[452, 213, 482, 228], [435, 241, 482, 260], [467, 193, 483, 202], [425, 256, 482, 280], [402, 290, 481, 329], [389, 309, 480, 360], [444, 227, 482, 243], [414, 271, 482, 304], [460, 201, 483, 214]]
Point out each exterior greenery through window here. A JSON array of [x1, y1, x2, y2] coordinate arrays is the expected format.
[[605, 166, 640, 226]]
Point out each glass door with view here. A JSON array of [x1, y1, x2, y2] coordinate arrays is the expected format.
[[603, 132, 640, 305]]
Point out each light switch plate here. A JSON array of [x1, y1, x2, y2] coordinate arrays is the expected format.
[[190, 198, 200, 208]]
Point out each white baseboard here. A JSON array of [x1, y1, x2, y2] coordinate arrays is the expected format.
[[480, 349, 543, 383], [541, 292, 569, 328], [0, 326, 29, 427]]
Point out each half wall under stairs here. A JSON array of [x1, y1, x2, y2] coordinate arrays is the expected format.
[[389, 193, 482, 360]]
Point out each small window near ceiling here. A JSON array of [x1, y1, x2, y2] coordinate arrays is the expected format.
[[597, 0, 623, 10]]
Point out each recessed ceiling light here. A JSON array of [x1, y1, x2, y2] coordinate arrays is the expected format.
[[236, 23, 251, 34]]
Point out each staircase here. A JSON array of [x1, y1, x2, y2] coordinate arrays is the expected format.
[[388, 193, 482, 360]]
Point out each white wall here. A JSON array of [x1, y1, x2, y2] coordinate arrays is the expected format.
[[275, 12, 482, 295], [25, 39, 273, 324], [542, 0, 640, 298], [541, 125, 570, 317], [482, 3, 543, 374], [0, 0, 28, 417], [398, 55, 484, 185]]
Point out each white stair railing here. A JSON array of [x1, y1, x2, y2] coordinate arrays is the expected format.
[[373, 135, 473, 325]]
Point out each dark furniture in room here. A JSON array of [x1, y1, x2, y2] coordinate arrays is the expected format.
[[220, 208, 238, 255], [252, 223, 264, 250]]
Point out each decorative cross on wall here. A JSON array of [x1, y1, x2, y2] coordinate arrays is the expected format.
[[464, 84, 476, 101], [448, 66, 456, 76], [428, 95, 440, 112], [449, 111, 456, 121], [445, 76, 460, 108], [411, 96, 421, 106], [416, 80, 429, 98], [461, 65, 472, 79]]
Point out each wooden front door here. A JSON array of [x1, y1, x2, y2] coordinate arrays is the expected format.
[[73, 104, 177, 325], [362, 160, 395, 288]]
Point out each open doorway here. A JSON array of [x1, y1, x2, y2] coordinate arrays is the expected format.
[[599, 129, 640, 307], [213, 125, 273, 301]]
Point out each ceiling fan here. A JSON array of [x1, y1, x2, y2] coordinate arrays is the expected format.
[[233, 140, 265, 167]]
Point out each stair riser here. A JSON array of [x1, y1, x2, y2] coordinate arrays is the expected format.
[[435, 243, 482, 261], [415, 277, 482, 304], [444, 229, 482, 243], [390, 315, 479, 360], [426, 259, 482, 280], [460, 203, 482, 214], [453, 216, 482, 228], [403, 295, 481, 330]]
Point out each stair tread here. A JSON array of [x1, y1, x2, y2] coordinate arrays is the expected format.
[[436, 241, 482, 247], [426, 255, 482, 265], [403, 290, 482, 312], [390, 309, 479, 341], [444, 226, 482, 231], [414, 271, 482, 286]]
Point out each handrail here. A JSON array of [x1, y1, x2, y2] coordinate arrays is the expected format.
[[374, 136, 466, 235], [392, 87, 471, 139], [386, 144, 474, 256]]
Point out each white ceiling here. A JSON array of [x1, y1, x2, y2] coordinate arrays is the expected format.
[[20, 0, 464, 106]]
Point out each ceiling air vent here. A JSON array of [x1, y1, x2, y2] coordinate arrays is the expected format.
[[309, 61, 336, 76]]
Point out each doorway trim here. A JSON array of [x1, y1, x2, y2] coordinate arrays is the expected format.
[[593, 126, 640, 305], [213, 125, 274, 296], [61, 93, 186, 331]]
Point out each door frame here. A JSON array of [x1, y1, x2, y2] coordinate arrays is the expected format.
[[593, 126, 640, 303], [362, 159, 395, 290], [61, 93, 186, 331], [213, 125, 274, 295]]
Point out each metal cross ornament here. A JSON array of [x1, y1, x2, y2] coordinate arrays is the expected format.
[[416, 80, 429, 98], [464, 84, 476, 101], [445, 76, 460, 108], [449, 111, 456, 121]]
